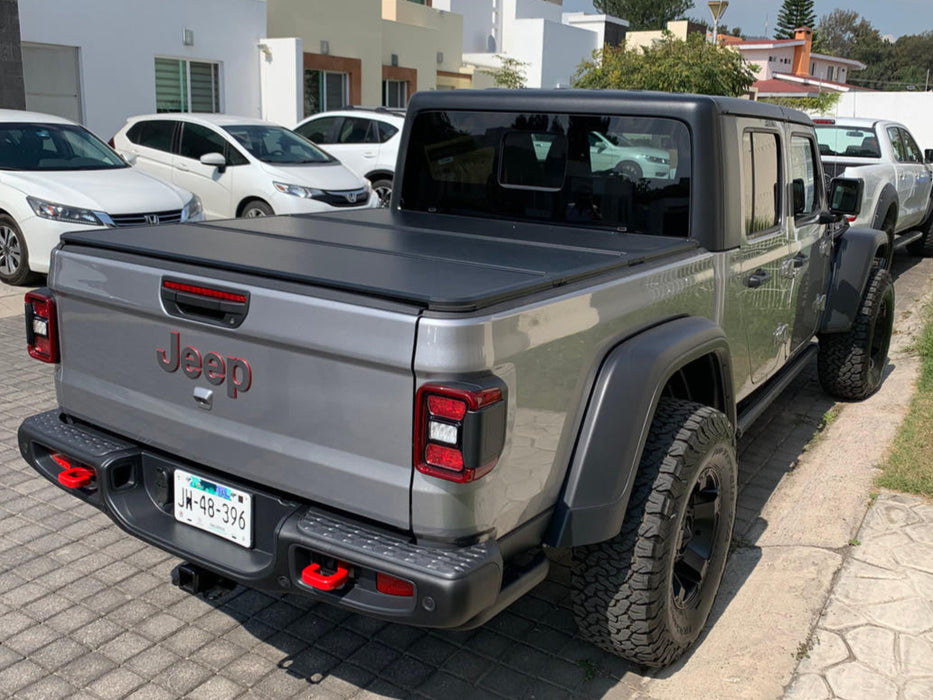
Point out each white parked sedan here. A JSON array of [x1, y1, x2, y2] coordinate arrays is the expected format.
[[0, 109, 202, 285], [112, 113, 379, 220]]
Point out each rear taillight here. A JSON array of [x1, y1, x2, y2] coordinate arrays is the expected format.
[[414, 383, 506, 483], [25, 290, 58, 363], [846, 215, 857, 222]]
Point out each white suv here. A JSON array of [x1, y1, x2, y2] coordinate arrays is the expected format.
[[294, 108, 405, 207], [112, 113, 378, 220]]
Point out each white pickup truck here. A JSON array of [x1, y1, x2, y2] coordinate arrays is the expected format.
[[815, 116, 933, 257]]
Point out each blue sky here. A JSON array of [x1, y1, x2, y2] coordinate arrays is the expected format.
[[561, 0, 933, 39]]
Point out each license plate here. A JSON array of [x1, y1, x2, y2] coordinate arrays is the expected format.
[[174, 468, 252, 548]]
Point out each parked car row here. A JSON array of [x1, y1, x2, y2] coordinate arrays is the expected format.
[[0, 109, 384, 285]]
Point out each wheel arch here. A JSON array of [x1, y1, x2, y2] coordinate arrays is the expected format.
[[364, 169, 394, 183], [235, 196, 272, 217], [820, 226, 890, 334], [545, 317, 735, 548], [871, 184, 899, 233]]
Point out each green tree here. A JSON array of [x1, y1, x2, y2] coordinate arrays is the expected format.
[[572, 32, 758, 97], [688, 16, 745, 40], [478, 55, 528, 89], [593, 0, 694, 31], [775, 0, 817, 39], [817, 8, 862, 57]]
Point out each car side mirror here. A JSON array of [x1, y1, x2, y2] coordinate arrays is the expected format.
[[792, 178, 806, 216], [925, 148, 933, 164], [200, 152, 227, 173], [828, 177, 863, 217]]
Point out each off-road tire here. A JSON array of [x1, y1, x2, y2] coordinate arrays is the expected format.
[[571, 398, 737, 667], [818, 267, 894, 400], [907, 212, 933, 257]]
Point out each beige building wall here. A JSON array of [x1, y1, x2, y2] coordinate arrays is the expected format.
[[267, 0, 384, 107], [626, 20, 704, 52]]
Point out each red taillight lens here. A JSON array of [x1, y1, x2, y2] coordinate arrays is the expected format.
[[376, 573, 414, 597], [813, 118, 835, 124], [25, 290, 58, 363], [846, 215, 857, 222], [414, 383, 506, 483]]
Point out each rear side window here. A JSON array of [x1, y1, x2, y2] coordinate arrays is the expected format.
[[179, 122, 228, 161], [337, 118, 377, 144], [377, 121, 399, 143], [127, 120, 176, 152], [741, 131, 781, 235], [295, 116, 339, 144], [899, 128, 922, 163], [400, 110, 690, 237], [887, 126, 907, 162]]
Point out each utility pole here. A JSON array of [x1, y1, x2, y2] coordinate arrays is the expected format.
[[0, 0, 25, 109]]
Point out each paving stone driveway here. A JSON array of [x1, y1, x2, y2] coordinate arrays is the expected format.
[[0, 256, 913, 699]]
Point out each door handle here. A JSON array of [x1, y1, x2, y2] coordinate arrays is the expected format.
[[362, 152, 376, 158], [747, 269, 772, 288], [793, 253, 808, 268], [176, 163, 189, 172]]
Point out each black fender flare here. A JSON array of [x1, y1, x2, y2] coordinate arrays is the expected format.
[[544, 317, 734, 548], [871, 184, 898, 234], [820, 226, 889, 334]]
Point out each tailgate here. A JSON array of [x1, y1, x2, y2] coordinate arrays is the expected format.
[[51, 248, 418, 531]]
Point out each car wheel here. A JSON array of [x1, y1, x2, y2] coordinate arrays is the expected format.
[[241, 200, 273, 218], [818, 267, 894, 401], [572, 398, 737, 667], [0, 215, 34, 286], [907, 207, 933, 257], [371, 178, 393, 208], [615, 161, 643, 182]]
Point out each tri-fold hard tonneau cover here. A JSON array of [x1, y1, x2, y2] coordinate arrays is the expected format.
[[60, 208, 696, 312]]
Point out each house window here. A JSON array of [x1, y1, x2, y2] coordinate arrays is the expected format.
[[155, 58, 221, 113], [383, 79, 407, 108], [304, 70, 348, 115]]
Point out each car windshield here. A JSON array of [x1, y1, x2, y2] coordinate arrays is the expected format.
[[223, 125, 334, 164], [815, 125, 881, 158], [0, 122, 127, 171]]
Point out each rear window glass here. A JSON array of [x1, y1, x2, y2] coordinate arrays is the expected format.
[[127, 120, 176, 152], [400, 110, 690, 237], [815, 125, 880, 158]]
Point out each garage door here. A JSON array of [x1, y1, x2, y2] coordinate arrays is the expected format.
[[22, 43, 82, 123]]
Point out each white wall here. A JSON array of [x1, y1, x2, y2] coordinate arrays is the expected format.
[[433, 0, 496, 53], [832, 92, 933, 152], [539, 20, 596, 87], [259, 38, 302, 127], [19, 0, 266, 139]]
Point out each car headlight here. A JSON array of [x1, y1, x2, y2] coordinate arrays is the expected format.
[[26, 196, 103, 226], [644, 155, 670, 165], [273, 182, 324, 198], [181, 195, 202, 221]]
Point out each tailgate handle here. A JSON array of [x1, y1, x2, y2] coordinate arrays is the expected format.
[[160, 279, 250, 328]]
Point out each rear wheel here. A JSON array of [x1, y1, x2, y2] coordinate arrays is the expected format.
[[0, 215, 34, 286], [572, 399, 737, 667], [818, 267, 894, 400], [241, 200, 273, 218], [371, 178, 393, 208]]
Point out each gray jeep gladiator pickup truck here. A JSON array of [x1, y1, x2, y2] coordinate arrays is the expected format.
[[18, 90, 894, 667]]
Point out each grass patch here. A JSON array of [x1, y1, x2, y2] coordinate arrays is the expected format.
[[879, 302, 933, 497]]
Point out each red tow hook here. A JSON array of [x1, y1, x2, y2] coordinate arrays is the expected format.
[[301, 562, 349, 591], [51, 453, 95, 489]]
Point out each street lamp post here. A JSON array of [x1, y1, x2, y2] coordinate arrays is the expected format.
[[708, 1, 729, 44]]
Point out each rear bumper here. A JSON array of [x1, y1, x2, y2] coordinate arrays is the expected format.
[[18, 410, 546, 628]]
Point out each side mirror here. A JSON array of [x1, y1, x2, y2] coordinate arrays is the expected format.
[[828, 177, 863, 217], [792, 178, 806, 216], [925, 148, 933, 164], [200, 152, 227, 173], [122, 152, 138, 166]]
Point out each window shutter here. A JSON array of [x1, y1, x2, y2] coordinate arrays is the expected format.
[[190, 61, 219, 113], [155, 58, 187, 112]]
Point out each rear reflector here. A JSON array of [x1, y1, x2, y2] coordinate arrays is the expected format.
[[376, 573, 414, 597], [25, 290, 58, 363], [162, 280, 248, 304], [414, 383, 506, 483]]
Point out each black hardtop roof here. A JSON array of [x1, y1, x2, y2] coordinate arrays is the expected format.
[[407, 89, 813, 127]]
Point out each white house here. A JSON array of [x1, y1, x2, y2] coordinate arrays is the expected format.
[[19, 0, 267, 139], [433, 0, 626, 88], [724, 28, 867, 98]]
